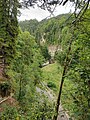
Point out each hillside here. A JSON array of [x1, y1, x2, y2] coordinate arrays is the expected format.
[[19, 13, 71, 45], [0, 4, 90, 120]]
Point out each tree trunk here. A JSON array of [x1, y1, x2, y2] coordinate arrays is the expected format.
[[53, 29, 74, 120], [53, 65, 67, 120], [18, 78, 22, 100]]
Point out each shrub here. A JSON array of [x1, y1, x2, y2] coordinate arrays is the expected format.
[[47, 81, 56, 88]]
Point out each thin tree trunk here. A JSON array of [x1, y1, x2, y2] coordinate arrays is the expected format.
[[53, 65, 67, 120], [53, 29, 74, 120], [18, 78, 22, 100]]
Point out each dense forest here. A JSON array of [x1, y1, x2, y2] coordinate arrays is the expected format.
[[0, 0, 90, 120]]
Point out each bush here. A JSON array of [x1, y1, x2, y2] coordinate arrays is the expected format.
[[0, 105, 19, 120], [47, 81, 56, 89]]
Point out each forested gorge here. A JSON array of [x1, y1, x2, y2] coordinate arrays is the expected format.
[[0, 0, 90, 120]]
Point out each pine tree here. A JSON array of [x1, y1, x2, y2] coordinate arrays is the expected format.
[[0, 0, 19, 97], [0, 0, 19, 75]]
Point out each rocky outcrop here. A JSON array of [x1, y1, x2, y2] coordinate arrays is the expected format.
[[48, 45, 62, 57]]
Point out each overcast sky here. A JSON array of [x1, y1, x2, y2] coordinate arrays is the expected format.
[[18, 2, 75, 21]]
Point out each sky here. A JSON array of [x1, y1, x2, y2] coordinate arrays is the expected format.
[[18, 2, 75, 21]]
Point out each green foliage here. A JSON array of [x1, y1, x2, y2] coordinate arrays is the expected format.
[[42, 63, 61, 93], [19, 14, 70, 45], [6, 30, 55, 119], [0, 0, 19, 65], [8, 31, 44, 99], [55, 9, 90, 120], [54, 26, 72, 66], [0, 82, 10, 90], [19, 19, 38, 36], [0, 105, 19, 120], [1, 1, 89, 119], [55, 51, 66, 66], [19, 94, 55, 120], [40, 45, 51, 61], [47, 81, 56, 89]]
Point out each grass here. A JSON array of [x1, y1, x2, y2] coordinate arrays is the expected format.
[[41, 62, 62, 92], [41, 62, 75, 117]]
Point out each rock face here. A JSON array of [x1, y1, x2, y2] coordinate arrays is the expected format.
[[48, 45, 61, 58], [36, 86, 54, 100]]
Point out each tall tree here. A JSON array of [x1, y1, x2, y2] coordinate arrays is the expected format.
[[54, 9, 90, 120], [0, 0, 19, 96]]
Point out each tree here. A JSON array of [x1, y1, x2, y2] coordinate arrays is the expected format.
[[0, 0, 19, 73], [18, 4, 88, 120], [6, 30, 55, 119], [67, 10, 90, 119], [0, 0, 19, 97], [40, 45, 51, 61], [55, 9, 90, 120], [21, 0, 90, 22], [19, 19, 38, 36], [19, 14, 69, 45], [8, 30, 44, 99]]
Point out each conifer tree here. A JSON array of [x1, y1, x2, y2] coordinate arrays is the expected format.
[[0, 0, 19, 96], [0, 0, 19, 76]]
